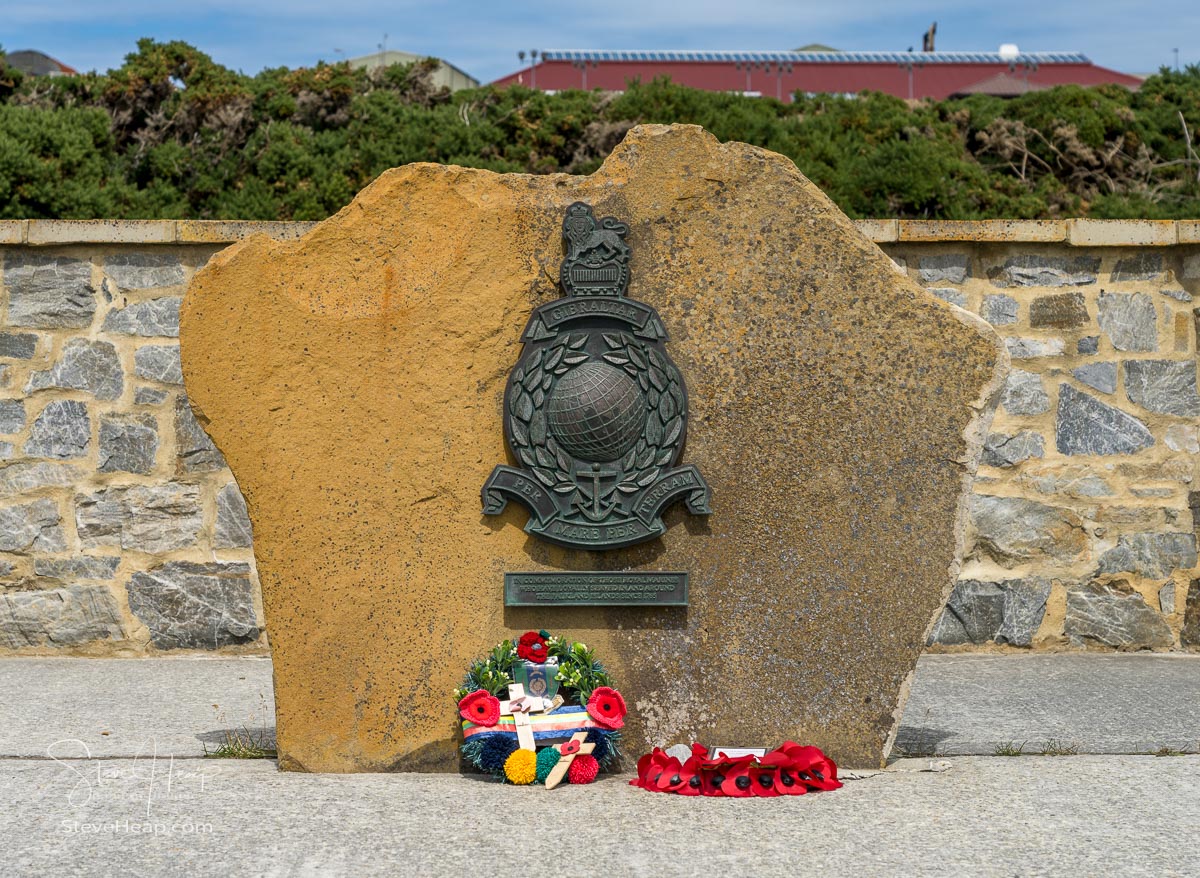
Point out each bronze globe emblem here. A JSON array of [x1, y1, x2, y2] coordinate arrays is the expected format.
[[546, 361, 647, 462]]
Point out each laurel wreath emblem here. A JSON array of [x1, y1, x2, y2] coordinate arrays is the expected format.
[[507, 331, 687, 498]]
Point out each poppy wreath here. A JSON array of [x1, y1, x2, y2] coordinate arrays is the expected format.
[[455, 630, 625, 782], [631, 742, 843, 797]]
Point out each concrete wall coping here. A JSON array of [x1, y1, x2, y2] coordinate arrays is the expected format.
[[0, 218, 1197, 246]]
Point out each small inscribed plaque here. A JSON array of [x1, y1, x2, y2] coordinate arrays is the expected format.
[[504, 572, 688, 606]]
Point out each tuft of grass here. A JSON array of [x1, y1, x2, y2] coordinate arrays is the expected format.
[[204, 726, 277, 759], [1038, 739, 1079, 757], [892, 743, 938, 759], [993, 741, 1026, 757], [1150, 746, 1189, 757], [204, 694, 276, 759]]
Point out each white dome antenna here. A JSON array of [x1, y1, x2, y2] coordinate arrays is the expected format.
[[998, 43, 1020, 60]]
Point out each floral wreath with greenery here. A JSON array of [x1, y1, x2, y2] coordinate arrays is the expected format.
[[455, 630, 625, 786]]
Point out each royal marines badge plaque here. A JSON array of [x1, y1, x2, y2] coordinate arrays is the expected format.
[[483, 203, 711, 603]]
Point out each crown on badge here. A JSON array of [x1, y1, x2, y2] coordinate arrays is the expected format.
[[560, 202, 632, 298]]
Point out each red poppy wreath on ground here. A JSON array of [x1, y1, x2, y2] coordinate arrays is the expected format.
[[632, 742, 843, 798]]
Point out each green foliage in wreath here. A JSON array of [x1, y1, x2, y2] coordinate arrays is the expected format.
[[454, 630, 613, 706]]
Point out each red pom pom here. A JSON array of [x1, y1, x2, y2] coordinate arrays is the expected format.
[[567, 753, 600, 784]]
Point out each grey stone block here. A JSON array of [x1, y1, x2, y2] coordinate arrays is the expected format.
[[0, 399, 25, 434], [1164, 425, 1200, 452], [1030, 293, 1088, 328], [1072, 361, 1117, 394], [0, 333, 38, 359], [929, 287, 967, 307], [98, 413, 159, 475], [214, 483, 253, 549], [1077, 336, 1100, 355], [102, 253, 185, 290], [23, 400, 90, 460], [3, 254, 97, 329], [1066, 580, 1173, 649], [33, 555, 120, 581], [126, 561, 260, 650], [1159, 582, 1176, 615], [988, 254, 1099, 288], [76, 483, 203, 553], [1001, 369, 1050, 415], [1023, 471, 1114, 498], [0, 498, 65, 553], [0, 585, 123, 648], [929, 578, 1051, 647], [101, 297, 181, 337], [0, 461, 82, 498], [982, 431, 1045, 467], [175, 394, 226, 472], [1124, 359, 1200, 416], [1056, 384, 1153, 456], [133, 344, 183, 384], [24, 338, 123, 400], [918, 254, 969, 284], [1161, 288, 1192, 303], [1098, 292, 1158, 352], [134, 387, 170, 406], [1183, 581, 1200, 646], [969, 495, 1087, 567], [1005, 337, 1064, 359], [1096, 532, 1197, 579], [1111, 253, 1164, 282], [980, 294, 1018, 325]]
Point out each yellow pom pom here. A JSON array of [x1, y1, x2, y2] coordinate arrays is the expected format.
[[504, 748, 538, 785]]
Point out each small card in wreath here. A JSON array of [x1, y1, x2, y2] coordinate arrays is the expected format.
[[455, 630, 625, 787]]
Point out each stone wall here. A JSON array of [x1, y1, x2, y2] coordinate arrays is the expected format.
[[877, 220, 1200, 652], [0, 221, 312, 653], [1, 218, 1198, 654]]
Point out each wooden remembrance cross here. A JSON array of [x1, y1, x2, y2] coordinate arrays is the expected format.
[[544, 731, 595, 790]]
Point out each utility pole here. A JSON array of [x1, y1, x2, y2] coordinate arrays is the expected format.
[[572, 58, 597, 89], [898, 55, 924, 100], [774, 61, 794, 101]]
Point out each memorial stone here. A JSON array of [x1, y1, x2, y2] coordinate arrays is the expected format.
[[181, 125, 1005, 771]]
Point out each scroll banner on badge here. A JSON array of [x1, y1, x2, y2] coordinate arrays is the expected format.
[[632, 465, 711, 526]]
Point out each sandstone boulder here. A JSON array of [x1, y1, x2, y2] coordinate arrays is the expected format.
[[182, 125, 1005, 771]]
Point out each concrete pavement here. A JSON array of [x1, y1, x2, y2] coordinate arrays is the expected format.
[[1, 653, 1197, 876]]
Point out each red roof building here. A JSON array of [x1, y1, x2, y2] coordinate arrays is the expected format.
[[494, 50, 1142, 101]]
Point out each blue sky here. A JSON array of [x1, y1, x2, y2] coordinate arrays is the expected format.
[[3, 1, 1195, 83]]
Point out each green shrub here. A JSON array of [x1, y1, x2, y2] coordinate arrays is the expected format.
[[2, 40, 1199, 219]]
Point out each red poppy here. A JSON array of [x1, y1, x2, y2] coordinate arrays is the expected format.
[[749, 765, 781, 798], [516, 631, 549, 662], [457, 689, 500, 727], [717, 755, 757, 798], [585, 686, 627, 730], [676, 754, 703, 796], [633, 748, 673, 790], [760, 750, 807, 796], [653, 755, 689, 792], [630, 749, 660, 789], [779, 742, 843, 791]]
